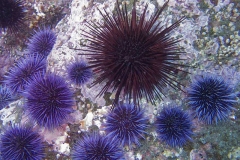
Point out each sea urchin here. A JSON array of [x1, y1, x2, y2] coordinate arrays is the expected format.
[[71, 133, 124, 160], [187, 75, 236, 124], [27, 28, 57, 57], [105, 103, 148, 147], [0, 126, 44, 160], [155, 107, 193, 148], [0, 85, 15, 110], [24, 73, 74, 129], [0, 0, 26, 33], [80, 0, 185, 105], [4, 54, 46, 95], [67, 60, 92, 85]]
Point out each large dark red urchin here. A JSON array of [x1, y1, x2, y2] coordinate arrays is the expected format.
[[80, 0, 185, 105]]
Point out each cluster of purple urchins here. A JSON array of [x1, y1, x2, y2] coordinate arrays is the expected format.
[[71, 104, 192, 153], [0, 1, 55, 158], [155, 75, 237, 148], [0, 0, 94, 158], [3, 26, 76, 131], [0, 25, 75, 158], [104, 100, 192, 149], [3, 27, 57, 95], [70, 103, 148, 159], [70, 104, 148, 159], [154, 74, 237, 147]]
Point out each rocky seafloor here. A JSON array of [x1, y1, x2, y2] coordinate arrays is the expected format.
[[0, 0, 239, 159]]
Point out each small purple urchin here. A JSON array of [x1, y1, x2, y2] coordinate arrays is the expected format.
[[27, 28, 56, 57], [105, 103, 148, 147], [24, 73, 74, 130], [0, 0, 26, 33], [0, 126, 44, 160], [187, 75, 236, 124], [4, 54, 46, 95], [71, 133, 124, 160], [67, 60, 93, 85], [0, 85, 15, 110], [155, 107, 193, 148], [79, 0, 185, 105]]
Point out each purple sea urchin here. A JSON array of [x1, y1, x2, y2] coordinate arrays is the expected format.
[[0, 85, 15, 110], [79, 0, 185, 105], [24, 73, 74, 129], [187, 75, 236, 124], [0, 126, 44, 160], [0, 0, 26, 33], [105, 103, 148, 147], [71, 133, 124, 160], [67, 60, 92, 85], [27, 28, 56, 57], [4, 55, 46, 95], [155, 107, 193, 148]]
